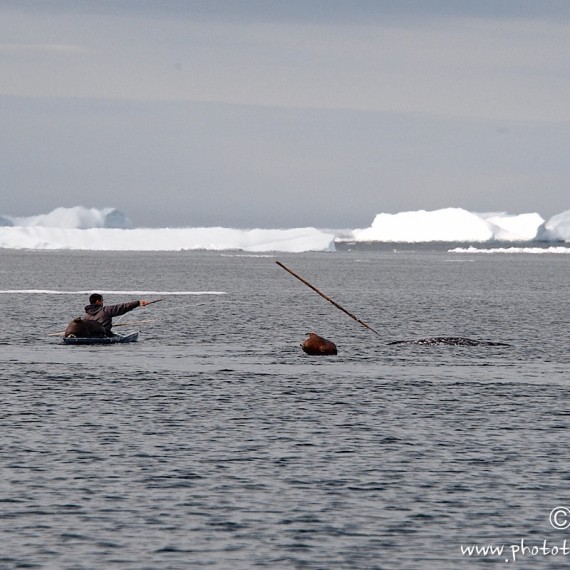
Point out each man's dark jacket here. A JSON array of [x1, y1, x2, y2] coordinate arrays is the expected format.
[[83, 301, 140, 334]]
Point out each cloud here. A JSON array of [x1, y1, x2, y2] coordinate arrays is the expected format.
[[0, 43, 95, 54], [2, 1, 569, 227], [4, 0, 570, 24], [1, 7, 569, 123]]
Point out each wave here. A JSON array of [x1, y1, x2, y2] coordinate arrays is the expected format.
[[1, 206, 569, 252], [0, 290, 227, 295], [449, 246, 570, 254]]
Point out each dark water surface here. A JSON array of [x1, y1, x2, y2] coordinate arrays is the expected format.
[[1, 249, 569, 569]]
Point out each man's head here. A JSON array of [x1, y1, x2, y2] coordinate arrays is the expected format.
[[89, 293, 103, 305]]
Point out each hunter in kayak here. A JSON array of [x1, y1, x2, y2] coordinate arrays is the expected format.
[[83, 293, 151, 336]]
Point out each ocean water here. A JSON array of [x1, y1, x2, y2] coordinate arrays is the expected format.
[[1, 249, 570, 569]]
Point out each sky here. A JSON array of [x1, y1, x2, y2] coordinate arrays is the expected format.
[[1, 0, 570, 229]]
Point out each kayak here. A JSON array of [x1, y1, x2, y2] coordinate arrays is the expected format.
[[63, 331, 139, 345]]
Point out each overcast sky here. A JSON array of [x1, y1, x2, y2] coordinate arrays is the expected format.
[[1, 0, 569, 228]]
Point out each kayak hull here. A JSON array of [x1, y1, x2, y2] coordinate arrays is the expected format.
[[63, 332, 139, 345]]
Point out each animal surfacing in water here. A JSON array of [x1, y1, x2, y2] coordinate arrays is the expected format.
[[388, 336, 510, 347], [301, 332, 338, 355]]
